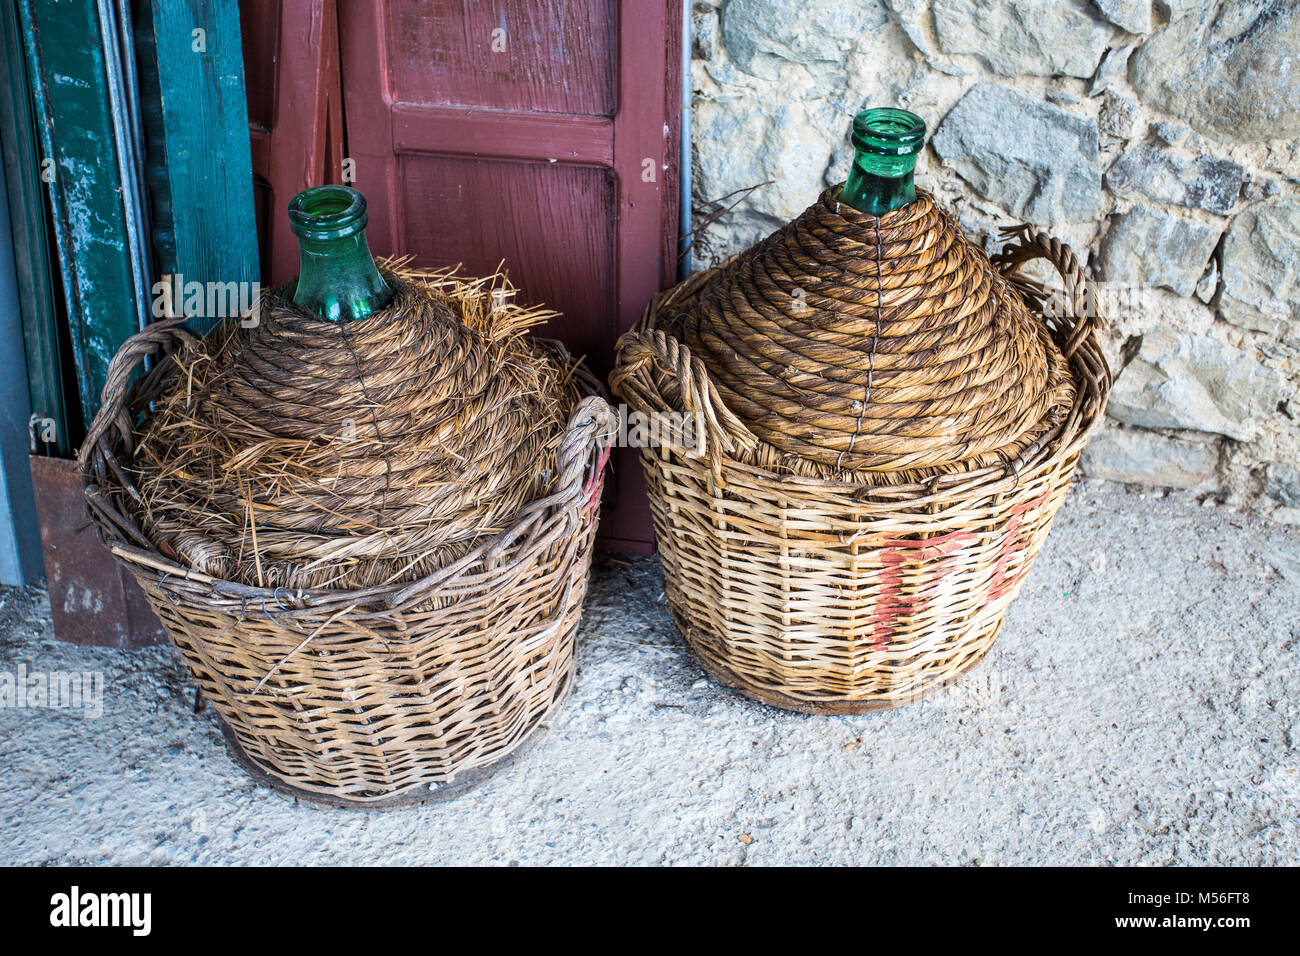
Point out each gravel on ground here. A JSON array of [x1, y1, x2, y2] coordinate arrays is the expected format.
[[1, 479, 1297, 865]]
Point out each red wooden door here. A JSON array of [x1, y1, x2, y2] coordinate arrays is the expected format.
[[337, 0, 681, 553]]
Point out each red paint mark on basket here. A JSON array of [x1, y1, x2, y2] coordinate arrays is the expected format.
[[871, 530, 975, 646], [987, 490, 1051, 603], [583, 445, 613, 514]]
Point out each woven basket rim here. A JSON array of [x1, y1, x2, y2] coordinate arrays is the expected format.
[[612, 223, 1112, 500]]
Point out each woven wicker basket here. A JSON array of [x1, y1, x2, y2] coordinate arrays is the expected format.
[[611, 223, 1111, 714], [80, 319, 615, 806]]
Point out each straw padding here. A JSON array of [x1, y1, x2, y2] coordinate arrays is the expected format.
[[612, 224, 1111, 713], [671, 191, 1075, 484], [80, 272, 616, 805], [105, 265, 589, 592]]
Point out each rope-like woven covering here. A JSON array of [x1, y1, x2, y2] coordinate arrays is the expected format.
[[612, 223, 1111, 713], [98, 266, 590, 591], [671, 190, 1075, 483], [79, 268, 617, 805]]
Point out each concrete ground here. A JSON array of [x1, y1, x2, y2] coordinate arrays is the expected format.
[[0, 479, 1297, 866]]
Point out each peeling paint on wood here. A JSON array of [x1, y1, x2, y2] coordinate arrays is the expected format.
[[0, 0, 74, 457], [30, 455, 166, 648], [18, 0, 142, 428]]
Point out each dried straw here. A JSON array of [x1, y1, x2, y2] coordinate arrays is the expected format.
[[126, 261, 589, 590]]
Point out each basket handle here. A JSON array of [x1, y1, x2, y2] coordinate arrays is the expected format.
[[610, 282, 758, 465], [78, 317, 199, 472], [992, 223, 1102, 360], [383, 394, 617, 610], [553, 394, 619, 506], [496, 393, 617, 544]]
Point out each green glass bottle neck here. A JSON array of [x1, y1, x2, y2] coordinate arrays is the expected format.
[[288, 186, 393, 323], [841, 161, 917, 217], [839, 108, 927, 218]]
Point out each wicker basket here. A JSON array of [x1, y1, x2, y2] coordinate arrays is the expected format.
[[611, 224, 1111, 714], [80, 319, 616, 806]]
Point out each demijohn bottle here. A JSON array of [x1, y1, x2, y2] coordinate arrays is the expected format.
[[840, 107, 927, 217], [287, 185, 394, 322]]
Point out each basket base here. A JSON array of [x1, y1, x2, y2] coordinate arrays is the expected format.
[[671, 606, 1000, 716], [216, 719, 550, 810]]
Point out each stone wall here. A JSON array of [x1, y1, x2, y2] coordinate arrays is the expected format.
[[689, 0, 1299, 520]]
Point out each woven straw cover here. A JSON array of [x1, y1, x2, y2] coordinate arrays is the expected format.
[[612, 215, 1111, 714], [675, 190, 1076, 484], [80, 273, 616, 806], [126, 268, 586, 592]]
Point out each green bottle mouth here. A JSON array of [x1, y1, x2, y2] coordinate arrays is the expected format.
[[849, 108, 927, 181], [288, 185, 369, 242], [850, 107, 927, 157]]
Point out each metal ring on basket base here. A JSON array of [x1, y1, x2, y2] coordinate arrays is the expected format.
[[611, 224, 1111, 714]]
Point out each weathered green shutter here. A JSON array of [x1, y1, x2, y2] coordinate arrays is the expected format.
[[17, 0, 148, 426], [135, 0, 259, 335]]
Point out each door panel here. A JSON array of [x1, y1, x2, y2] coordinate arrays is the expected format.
[[399, 155, 617, 370], [389, 0, 616, 115]]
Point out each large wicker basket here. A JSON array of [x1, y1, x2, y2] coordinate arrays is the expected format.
[[611, 225, 1111, 714], [80, 319, 616, 806]]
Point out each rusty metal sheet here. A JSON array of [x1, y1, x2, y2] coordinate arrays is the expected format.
[[29, 455, 166, 649]]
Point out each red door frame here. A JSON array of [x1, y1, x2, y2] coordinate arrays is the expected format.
[[244, 0, 345, 286]]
